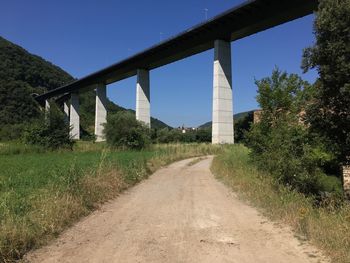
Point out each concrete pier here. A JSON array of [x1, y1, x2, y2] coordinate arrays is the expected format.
[[45, 100, 50, 112], [136, 69, 150, 127], [94, 83, 107, 142], [63, 101, 69, 123], [70, 93, 80, 140], [212, 39, 234, 144], [44, 100, 50, 121]]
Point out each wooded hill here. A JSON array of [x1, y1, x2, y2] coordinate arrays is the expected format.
[[198, 111, 254, 129], [0, 36, 169, 140]]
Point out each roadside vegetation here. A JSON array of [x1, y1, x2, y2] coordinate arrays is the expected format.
[[23, 104, 74, 150], [230, 0, 349, 203], [0, 36, 169, 142], [211, 1, 350, 262], [0, 0, 348, 262], [245, 68, 342, 200], [0, 142, 222, 262], [104, 111, 214, 148], [212, 145, 350, 263]]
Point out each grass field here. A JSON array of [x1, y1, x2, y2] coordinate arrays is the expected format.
[[3, 142, 348, 262], [0, 142, 222, 262], [212, 145, 350, 263]]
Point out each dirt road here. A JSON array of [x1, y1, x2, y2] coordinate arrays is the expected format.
[[26, 157, 327, 263]]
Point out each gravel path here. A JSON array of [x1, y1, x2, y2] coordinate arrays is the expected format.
[[26, 156, 328, 263]]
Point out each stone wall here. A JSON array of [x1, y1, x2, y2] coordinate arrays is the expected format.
[[253, 110, 262, 124], [343, 165, 350, 200], [252, 109, 306, 125]]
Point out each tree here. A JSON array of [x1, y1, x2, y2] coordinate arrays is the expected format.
[[0, 80, 40, 125], [302, 0, 350, 165], [23, 104, 74, 150], [246, 69, 336, 196], [235, 112, 253, 143], [0, 36, 170, 141], [104, 111, 150, 150], [196, 128, 212, 143]]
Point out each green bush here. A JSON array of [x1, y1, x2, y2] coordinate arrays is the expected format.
[[0, 123, 29, 141], [23, 104, 74, 150], [302, 0, 350, 166], [195, 128, 211, 143], [155, 128, 182, 143], [104, 111, 150, 150], [153, 127, 211, 144], [245, 69, 341, 198]]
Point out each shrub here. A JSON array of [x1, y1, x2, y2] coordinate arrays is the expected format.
[[302, 0, 350, 165], [235, 112, 253, 143], [23, 104, 74, 150], [195, 128, 211, 143], [0, 123, 29, 141], [104, 111, 150, 150], [245, 69, 341, 198], [153, 128, 211, 144]]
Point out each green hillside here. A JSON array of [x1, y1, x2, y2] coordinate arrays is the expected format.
[[198, 110, 254, 129], [0, 36, 169, 140]]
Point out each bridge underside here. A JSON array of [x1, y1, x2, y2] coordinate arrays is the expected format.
[[35, 0, 317, 102], [37, 0, 318, 144]]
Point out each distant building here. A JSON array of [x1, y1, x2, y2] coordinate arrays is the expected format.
[[177, 125, 197, 134]]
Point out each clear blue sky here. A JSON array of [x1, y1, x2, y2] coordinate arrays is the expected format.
[[0, 0, 318, 127]]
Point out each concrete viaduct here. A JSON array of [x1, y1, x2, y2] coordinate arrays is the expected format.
[[35, 0, 318, 143]]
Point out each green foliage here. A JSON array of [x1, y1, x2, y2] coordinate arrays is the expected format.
[[0, 36, 74, 141], [195, 128, 212, 142], [302, 0, 350, 164], [212, 146, 350, 263], [0, 123, 30, 142], [78, 90, 170, 138], [199, 111, 253, 130], [23, 104, 74, 150], [199, 111, 254, 144], [78, 91, 126, 135], [246, 69, 339, 197], [104, 111, 150, 150], [155, 128, 181, 143], [0, 36, 170, 141], [152, 127, 211, 144], [235, 112, 253, 143], [255, 68, 311, 123], [0, 143, 221, 262], [0, 37, 73, 91], [0, 80, 41, 125]]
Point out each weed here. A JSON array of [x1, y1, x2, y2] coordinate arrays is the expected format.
[[212, 145, 350, 263], [0, 143, 221, 262]]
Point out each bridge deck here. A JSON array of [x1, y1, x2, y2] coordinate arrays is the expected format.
[[35, 0, 318, 102]]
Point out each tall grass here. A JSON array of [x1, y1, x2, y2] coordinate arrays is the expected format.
[[0, 142, 45, 155], [212, 145, 350, 263], [0, 143, 221, 262], [0, 141, 107, 155]]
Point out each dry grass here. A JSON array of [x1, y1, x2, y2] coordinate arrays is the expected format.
[[0, 143, 222, 262], [187, 156, 208, 166], [211, 145, 350, 263]]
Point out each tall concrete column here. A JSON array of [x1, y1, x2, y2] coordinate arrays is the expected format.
[[63, 101, 69, 124], [45, 100, 50, 112], [136, 69, 150, 127], [70, 93, 80, 140], [44, 100, 50, 121], [212, 39, 234, 144], [94, 83, 107, 142]]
